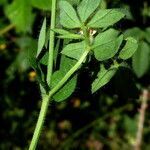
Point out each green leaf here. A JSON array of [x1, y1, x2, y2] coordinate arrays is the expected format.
[[45, 29, 50, 49], [92, 64, 118, 93], [31, 0, 52, 10], [87, 9, 125, 28], [36, 18, 47, 58], [77, 0, 102, 22], [60, 56, 77, 71], [54, 39, 61, 67], [53, 28, 70, 35], [100, 0, 107, 9], [119, 37, 138, 60], [0, 0, 7, 6], [124, 27, 145, 41], [66, 0, 80, 6], [5, 0, 34, 32], [58, 34, 83, 39], [145, 27, 150, 43], [53, 29, 83, 39], [27, 38, 46, 89], [61, 41, 86, 60], [51, 57, 77, 102], [40, 39, 61, 66], [59, 1, 81, 29], [40, 51, 49, 65], [93, 29, 122, 61], [51, 71, 77, 102], [132, 41, 150, 78], [116, 8, 133, 20], [27, 39, 38, 69]]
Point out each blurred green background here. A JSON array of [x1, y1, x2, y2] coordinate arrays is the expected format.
[[0, 0, 150, 149]]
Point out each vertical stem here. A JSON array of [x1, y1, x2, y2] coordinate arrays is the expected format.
[[29, 95, 50, 150], [29, 1, 57, 149], [82, 26, 90, 46], [47, 0, 57, 86], [134, 89, 149, 150], [28, 50, 89, 150]]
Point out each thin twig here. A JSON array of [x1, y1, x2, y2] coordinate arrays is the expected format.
[[134, 89, 149, 150], [0, 24, 15, 36]]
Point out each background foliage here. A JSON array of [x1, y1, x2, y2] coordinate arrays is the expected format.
[[0, 0, 150, 149]]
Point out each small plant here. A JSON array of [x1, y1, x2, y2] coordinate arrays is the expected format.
[[28, 0, 138, 149]]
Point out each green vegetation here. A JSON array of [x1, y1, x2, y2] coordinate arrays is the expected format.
[[0, 0, 150, 150]]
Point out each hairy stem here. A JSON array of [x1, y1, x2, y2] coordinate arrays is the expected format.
[[29, 1, 93, 149], [47, 0, 57, 86], [29, 95, 50, 150], [29, 50, 89, 150]]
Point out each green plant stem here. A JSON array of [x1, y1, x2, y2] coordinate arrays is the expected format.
[[30, 6, 90, 148], [29, 50, 89, 150], [47, 0, 57, 86], [48, 50, 89, 97], [29, 95, 50, 150], [82, 26, 90, 45], [0, 24, 15, 36]]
